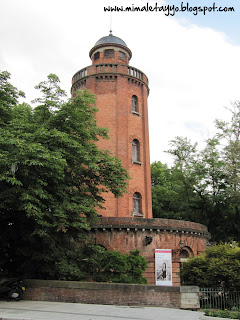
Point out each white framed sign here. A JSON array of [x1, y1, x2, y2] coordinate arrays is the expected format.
[[155, 249, 173, 286]]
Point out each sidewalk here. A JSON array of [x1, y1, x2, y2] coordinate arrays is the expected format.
[[0, 301, 203, 320]]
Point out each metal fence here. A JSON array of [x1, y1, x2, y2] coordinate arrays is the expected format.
[[200, 288, 240, 310]]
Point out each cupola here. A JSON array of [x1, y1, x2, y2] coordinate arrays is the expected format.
[[89, 32, 132, 65]]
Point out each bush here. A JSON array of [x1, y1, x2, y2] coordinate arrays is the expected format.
[[181, 243, 240, 290], [80, 245, 148, 284]]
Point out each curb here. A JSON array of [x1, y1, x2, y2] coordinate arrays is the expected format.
[[200, 315, 233, 320]]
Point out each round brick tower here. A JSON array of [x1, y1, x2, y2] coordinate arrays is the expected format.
[[71, 32, 152, 219], [71, 33, 211, 286]]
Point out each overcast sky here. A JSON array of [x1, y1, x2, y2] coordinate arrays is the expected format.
[[1, 0, 240, 165]]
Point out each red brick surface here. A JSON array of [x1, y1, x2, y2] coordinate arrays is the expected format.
[[71, 41, 152, 219], [92, 217, 210, 286], [23, 280, 181, 308]]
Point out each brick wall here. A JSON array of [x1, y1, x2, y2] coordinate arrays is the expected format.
[[23, 280, 200, 309], [23, 280, 180, 308]]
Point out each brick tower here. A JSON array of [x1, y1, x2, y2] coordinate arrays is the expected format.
[[71, 32, 152, 219], [71, 33, 211, 286]]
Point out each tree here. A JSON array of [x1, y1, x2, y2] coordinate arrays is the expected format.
[[181, 243, 240, 290], [152, 138, 216, 225], [0, 71, 25, 125], [152, 105, 240, 243], [151, 161, 197, 221], [0, 72, 129, 279], [197, 137, 232, 241], [215, 102, 240, 241]]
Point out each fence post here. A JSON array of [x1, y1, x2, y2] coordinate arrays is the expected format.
[[180, 286, 200, 310]]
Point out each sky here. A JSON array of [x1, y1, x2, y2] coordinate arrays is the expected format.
[[1, 0, 240, 165]]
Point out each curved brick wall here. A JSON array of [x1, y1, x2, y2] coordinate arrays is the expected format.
[[92, 217, 210, 286], [94, 217, 209, 233]]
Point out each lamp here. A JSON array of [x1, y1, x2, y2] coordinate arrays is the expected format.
[[179, 240, 184, 249]]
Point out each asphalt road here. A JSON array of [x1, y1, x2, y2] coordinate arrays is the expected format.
[[0, 301, 204, 320]]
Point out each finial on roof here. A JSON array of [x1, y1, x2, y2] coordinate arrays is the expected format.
[[109, 15, 112, 35]]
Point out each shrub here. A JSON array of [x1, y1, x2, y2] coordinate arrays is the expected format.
[[182, 243, 240, 290], [81, 245, 148, 284]]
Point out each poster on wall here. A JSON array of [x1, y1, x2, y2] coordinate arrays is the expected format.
[[155, 249, 173, 286]]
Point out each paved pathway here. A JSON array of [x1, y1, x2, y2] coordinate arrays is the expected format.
[[0, 301, 203, 320]]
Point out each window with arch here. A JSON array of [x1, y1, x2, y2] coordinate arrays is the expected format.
[[133, 192, 141, 215], [179, 249, 190, 259], [94, 52, 100, 61], [132, 139, 140, 162], [131, 95, 138, 113]]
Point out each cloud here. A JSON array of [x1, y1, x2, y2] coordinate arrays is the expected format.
[[0, 0, 239, 166], [145, 20, 240, 164]]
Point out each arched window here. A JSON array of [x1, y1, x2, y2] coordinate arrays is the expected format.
[[131, 95, 138, 112], [132, 139, 140, 162], [94, 52, 100, 61], [179, 249, 190, 259], [133, 192, 141, 215]]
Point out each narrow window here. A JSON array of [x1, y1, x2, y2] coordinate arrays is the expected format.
[[132, 139, 140, 162], [104, 49, 114, 57], [133, 192, 141, 215], [119, 51, 126, 61], [132, 95, 138, 112], [94, 52, 100, 61]]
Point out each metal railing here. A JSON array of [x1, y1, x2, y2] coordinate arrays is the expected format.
[[200, 288, 240, 310]]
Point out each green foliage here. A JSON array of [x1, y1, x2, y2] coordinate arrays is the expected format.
[[181, 243, 240, 290], [205, 309, 240, 319], [80, 246, 147, 284], [0, 71, 25, 126], [0, 71, 129, 280], [151, 161, 200, 221], [152, 104, 240, 243]]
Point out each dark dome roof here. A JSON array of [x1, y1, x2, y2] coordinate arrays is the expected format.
[[94, 34, 128, 47]]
